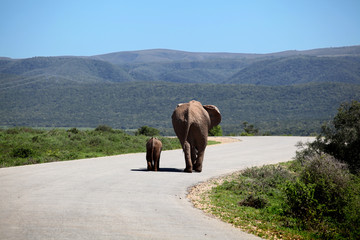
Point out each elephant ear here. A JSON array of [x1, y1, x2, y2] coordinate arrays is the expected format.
[[203, 105, 221, 129]]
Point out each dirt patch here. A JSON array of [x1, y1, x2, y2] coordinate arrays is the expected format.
[[168, 136, 240, 145], [208, 136, 240, 144]]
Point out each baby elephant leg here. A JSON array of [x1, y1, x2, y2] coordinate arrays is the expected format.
[[153, 151, 161, 171], [146, 151, 153, 171]]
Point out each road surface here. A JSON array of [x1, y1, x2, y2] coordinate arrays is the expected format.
[[0, 136, 313, 240]]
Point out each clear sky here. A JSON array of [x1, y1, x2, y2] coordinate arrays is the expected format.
[[1, 0, 359, 58]]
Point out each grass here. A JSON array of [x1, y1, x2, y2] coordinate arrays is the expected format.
[[192, 161, 360, 239], [0, 126, 220, 168], [0, 127, 183, 168]]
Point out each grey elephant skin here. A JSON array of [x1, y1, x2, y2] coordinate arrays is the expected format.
[[172, 100, 221, 173], [146, 137, 162, 171]]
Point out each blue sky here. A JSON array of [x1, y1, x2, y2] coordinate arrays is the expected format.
[[1, 0, 359, 58]]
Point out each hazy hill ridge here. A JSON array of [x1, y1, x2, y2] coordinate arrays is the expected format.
[[1, 46, 360, 87], [90, 45, 360, 64], [227, 55, 360, 85]]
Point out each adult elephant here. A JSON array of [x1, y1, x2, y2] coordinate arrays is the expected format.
[[171, 100, 221, 173]]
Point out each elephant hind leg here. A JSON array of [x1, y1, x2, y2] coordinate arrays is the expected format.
[[193, 149, 205, 172], [191, 146, 197, 169], [183, 141, 193, 173], [153, 152, 160, 171], [146, 152, 153, 171], [147, 160, 153, 171]]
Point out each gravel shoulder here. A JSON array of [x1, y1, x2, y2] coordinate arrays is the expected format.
[[187, 170, 247, 228]]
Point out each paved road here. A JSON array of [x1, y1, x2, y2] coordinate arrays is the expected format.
[[0, 136, 313, 240]]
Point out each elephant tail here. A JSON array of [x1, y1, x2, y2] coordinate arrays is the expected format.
[[182, 122, 191, 151], [172, 107, 191, 151]]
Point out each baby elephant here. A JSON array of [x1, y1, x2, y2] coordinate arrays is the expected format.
[[146, 137, 162, 171]]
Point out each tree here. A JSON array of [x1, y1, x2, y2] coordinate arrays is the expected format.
[[241, 121, 259, 136], [135, 126, 160, 136], [312, 101, 360, 174], [95, 125, 114, 132], [209, 125, 223, 136]]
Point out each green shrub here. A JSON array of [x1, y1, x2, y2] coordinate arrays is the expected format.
[[285, 102, 360, 238], [241, 121, 259, 136], [32, 135, 42, 142], [285, 153, 353, 236], [209, 125, 223, 136], [238, 194, 268, 209], [6, 128, 20, 134], [312, 100, 360, 174], [67, 127, 79, 134], [88, 136, 104, 147], [301, 155, 350, 219], [135, 126, 160, 136], [285, 179, 320, 226], [242, 164, 295, 191], [342, 176, 360, 239], [95, 125, 114, 132], [12, 147, 33, 158]]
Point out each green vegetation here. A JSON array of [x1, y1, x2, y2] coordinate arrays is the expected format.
[[1, 47, 360, 135], [227, 55, 360, 85], [209, 125, 223, 136], [311, 100, 360, 174], [284, 155, 359, 239], [207, 159, 359, 239], [240, 121, 259, 136], [135, 125, 160, 136], [2, 48, 360, 85], [0, 126, 181, 168], [1, 81, 359, 136], [203, 101, 360, 239], [0, 57, 134, 83]]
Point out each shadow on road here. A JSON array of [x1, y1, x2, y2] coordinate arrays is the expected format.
[[131, 168, 185, 173]]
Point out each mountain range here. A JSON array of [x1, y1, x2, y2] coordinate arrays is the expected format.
[[1, 45, 360, 135]]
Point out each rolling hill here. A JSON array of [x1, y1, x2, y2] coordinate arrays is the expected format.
[[1, 46, 360, 135], [1, 46, 360, 86], [0, 57, 135, 85], [89, 45, 360, 64], [226, 55, 360, 85]]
